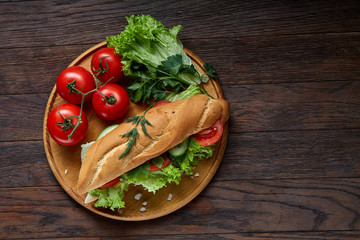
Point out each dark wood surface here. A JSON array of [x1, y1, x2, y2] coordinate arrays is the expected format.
[[1, 0, 360, 239]]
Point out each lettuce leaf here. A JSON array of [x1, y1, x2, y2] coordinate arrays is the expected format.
[[125, 164, 183, 193], [106, 14, 203, 104], [180, 138, 214, 175], [165, 85, 203, 102], [123, 138, 214, 193], [88, 138, 214, 210], [89, 181, 129, 211]]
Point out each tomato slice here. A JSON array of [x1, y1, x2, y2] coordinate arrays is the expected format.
[[148, 154, 172, 171], [98, 177, 121, 189], [193, 119, 224, 146], [152, 100, 171, 108]]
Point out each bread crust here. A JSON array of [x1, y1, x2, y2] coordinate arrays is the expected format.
[[77, 94, 230, 194]]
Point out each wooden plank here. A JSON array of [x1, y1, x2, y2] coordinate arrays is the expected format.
[[0, 1, 359, 49], [102, 231, 360, 240], [1, 33, 359, 95], [2, 178, 360, 238], [2, 79, 360, 141], [2, 128, 360, 187], [0, 94, 49, 141], [0, 141, 57, 187], [0, 44, 93, 95], [225, 80, 360, 133], [220, 129, 360, 180], [26, 232, 360, 240]]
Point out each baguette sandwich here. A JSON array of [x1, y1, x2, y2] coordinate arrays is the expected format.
[[78, 94, 230, 210]]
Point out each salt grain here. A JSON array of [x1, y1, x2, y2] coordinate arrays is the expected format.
[[142, 201, 147, 206], [167, 193, 173, 201], [140, 207, 146, 212], [190, 176, 194, 179], [134, 193, 142, 200], [117, 209, 123, 214], [194, 173, 199, 177], [64, 169, 68, 175]]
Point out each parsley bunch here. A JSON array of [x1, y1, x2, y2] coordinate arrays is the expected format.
[[107, 15, 216, 104]]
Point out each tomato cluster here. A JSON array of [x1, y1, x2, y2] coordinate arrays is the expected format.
[[47, 48, 130, 146]]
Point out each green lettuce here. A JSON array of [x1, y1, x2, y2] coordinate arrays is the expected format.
[[123, 138, 214, 193], [125, 163, 183, 193], [87, 138, 214, 210], [106, 14, 205, 103], [180, 138, 214, 175], [89, 181, 129, 211], [165, 85, 203, 102]]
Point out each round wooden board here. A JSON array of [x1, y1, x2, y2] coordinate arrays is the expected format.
[[43, 41, 229, 221]]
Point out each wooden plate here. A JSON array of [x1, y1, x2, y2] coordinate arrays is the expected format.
[[43, 41, 229, 221]]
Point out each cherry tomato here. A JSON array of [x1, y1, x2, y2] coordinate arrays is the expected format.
[[91, 47, 123, 83], [92, 83, 130, 121], [193, 118, 223, 146], [56, 66, 95, 104], [47, 104, 88, 146], [152, 100, 171, 108], [98, 177, 121, 189], [148, 154, 172, 171]]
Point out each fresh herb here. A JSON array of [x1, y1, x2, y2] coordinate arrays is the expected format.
[[119, 104, 154, 158], [107, 15, 215, 103], [203, 63, 218, 80]]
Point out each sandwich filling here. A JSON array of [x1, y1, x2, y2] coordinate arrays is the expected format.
[[81, 134, 214, 211]]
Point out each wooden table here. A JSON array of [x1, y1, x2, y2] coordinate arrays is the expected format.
[[1, 1, 360, 239]]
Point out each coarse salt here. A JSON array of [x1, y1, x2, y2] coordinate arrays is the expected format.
[[167, 193, 173, 201], [142, 201, 147, 206], [117, 209, 123, 215], [194, 173, 199, 177], [190, 176, 194, 179], [140, 207, 146, 212], [134, 193, 142, 200], [64, 169, 68, 175]]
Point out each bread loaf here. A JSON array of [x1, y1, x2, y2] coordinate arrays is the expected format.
[[77, 94, 230, 194]]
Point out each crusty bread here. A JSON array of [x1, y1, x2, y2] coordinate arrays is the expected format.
[[77, 94, 230, 194]]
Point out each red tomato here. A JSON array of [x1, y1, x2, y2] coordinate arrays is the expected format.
[[152, 100, 171, 108], [56, 66, 95, 104], [91, 47, 123, 83], [92, 83, 130, 120], [98, 177, 121, 189], [47, 104, 88, 146], [193, 118, 223, 146], [148, 154, 172, 171]]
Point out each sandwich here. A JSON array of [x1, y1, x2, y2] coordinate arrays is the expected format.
[[78, 94, 230, 210]]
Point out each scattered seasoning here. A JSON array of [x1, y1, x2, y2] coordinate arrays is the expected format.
[[167, 193, 173, 201], [134, 193, 142, 200], [194, 173, 199, 177], [140, 207, 146, 212], [64, 169, 68, 175], [190, 176, 194, 179], [117, 209, 123, 215], [142, 201, 147, 206]]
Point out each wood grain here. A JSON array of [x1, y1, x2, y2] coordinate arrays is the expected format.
[[2, 129, 360, 188], [2, 80, 359, 142], [1, 33, 359, 95], [2, 178, 360, 238], [1, 0, 360, 238], [0, 1, 359, 49]]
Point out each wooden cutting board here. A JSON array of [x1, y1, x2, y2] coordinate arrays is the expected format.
[[43, 41, 229, 221]]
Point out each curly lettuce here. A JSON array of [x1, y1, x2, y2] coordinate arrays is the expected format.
[[106, 14, 206, 103], [88, 181, 129, 211], [122, 138, 214, 193]]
